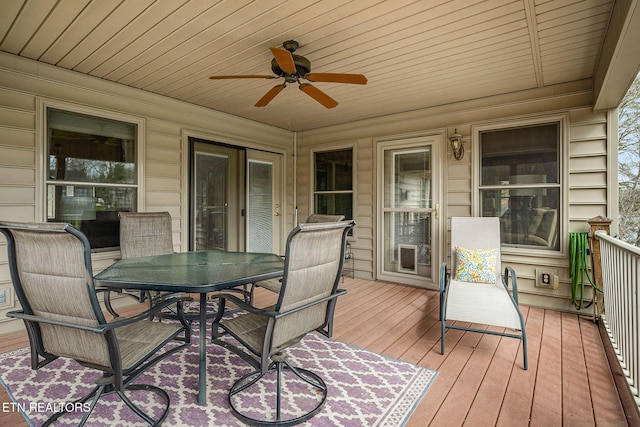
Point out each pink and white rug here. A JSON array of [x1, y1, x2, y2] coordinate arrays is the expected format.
[[1, 327, 436, 426]]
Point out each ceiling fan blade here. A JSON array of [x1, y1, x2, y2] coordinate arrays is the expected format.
[[255, 84, 286, 107], [209, 75, 276, 80], [299, 83, 338, 108], [270, 47, 296, 74], [305, 73, 368, 85]]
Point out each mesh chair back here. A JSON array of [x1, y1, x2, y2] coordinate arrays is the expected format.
[[305, 214, 345, 223], [0, 222, 111, 366], [271, 221, 353, 351], [450, 217, 502, 285], [119, 211, 174, 259]]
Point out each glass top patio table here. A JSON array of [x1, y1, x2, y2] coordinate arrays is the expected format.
[[95, 250, 284, 293], [94, 250, 284, 406]]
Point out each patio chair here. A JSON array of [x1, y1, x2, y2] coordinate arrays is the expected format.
[[305, 213, 345, 223], [0, 221, 191, 426], [104, 211, 175, 317], [213, 220, 354, 426], [440, 216, 528, 370], [249, 213, 346, 333], [119, 211, 174, 258]]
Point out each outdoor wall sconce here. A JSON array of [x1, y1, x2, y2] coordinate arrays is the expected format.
[[449, 129, 464, 160]]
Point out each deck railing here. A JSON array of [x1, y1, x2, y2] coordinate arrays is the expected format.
[[595, 230, 640, 408]]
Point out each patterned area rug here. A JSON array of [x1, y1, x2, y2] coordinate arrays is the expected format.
[[0, 324, 436, 426]]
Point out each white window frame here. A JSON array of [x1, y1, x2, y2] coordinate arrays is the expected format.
[[310, 143, 356, 227], [472, 114, 568, 256], [37, 99, 145, 252]]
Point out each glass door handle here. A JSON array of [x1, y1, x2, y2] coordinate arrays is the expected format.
[[435, 203, 440, 220]]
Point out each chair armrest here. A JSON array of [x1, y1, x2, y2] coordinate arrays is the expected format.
[[105, 294, 193, 330], [215, 293, 278, 316], [439, 262, 449, 293], [439, 262, 449, 322], [215, 289, 348, 319], [8, 294, 193, 334], [7, 311, 109, 334], [273, 289, 347, 319], [502, 266, 519, 305]]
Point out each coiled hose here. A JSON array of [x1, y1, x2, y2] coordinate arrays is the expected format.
[[568, 232, 602, 310]]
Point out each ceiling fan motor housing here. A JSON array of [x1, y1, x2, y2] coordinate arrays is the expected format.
[[271, 54, 311, 82]]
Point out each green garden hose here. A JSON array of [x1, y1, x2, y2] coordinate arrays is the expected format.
[[568, 232, 602, 310]]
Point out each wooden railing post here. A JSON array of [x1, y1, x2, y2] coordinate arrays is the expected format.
[[588, 215, 612, 320]]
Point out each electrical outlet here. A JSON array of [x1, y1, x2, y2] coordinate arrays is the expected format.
[[0, 289, 6, 306], [536, 268, 559, 289]]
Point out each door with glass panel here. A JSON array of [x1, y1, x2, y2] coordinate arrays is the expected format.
[[191, 142, 244, 251], [246, 150, 283, 254], [377, 137, 440, 287]]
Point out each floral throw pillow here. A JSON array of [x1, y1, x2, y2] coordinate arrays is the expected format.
[[454, 246, 498, 284]]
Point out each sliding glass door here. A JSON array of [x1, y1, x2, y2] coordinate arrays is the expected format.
[[190, 141, 284, 255], [191, 142, 243, 251], [246, 150, 283, 254]]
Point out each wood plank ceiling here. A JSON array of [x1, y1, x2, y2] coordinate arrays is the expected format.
[[0, 0, 614, 131]]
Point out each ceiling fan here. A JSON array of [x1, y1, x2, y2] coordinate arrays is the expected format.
[[208, 40, 367, 108]]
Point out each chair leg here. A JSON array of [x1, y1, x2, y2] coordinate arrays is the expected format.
[[42, 380, 170, 426], [43, 385, 103, 427], [104, 290, 120, 318], [521, 327, 528, 370], [118, 384, 171, 426], [228, 353, 327, 426]]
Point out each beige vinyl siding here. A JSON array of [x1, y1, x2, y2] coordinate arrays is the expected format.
[[145, 122, 183, 249], [0, 90, 37, 224], [299, 89, 613, 313], [355, 139, 375, 280], [445, 125, 473, 219], [568, 108, 609, 224], [0, 91, 37, 331], [294, 146, 311, 225], [0, 50, 617, 326], [445, 109, 610, 312], [461, 108, 610, 312], [296, 139, 374, 279], [0, 55, 293, 334]]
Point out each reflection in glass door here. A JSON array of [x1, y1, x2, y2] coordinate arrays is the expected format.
[[194, 152, 227, 250], [378, 137, 440, 287], [191, 142, 243, 251]]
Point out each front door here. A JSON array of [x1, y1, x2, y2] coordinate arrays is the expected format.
[[377, 135, 441, 288]]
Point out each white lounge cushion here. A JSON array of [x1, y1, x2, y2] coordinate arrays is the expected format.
[[445, 279, 521, 330]]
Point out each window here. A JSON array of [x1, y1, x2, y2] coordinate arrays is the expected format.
[[314, 148, 353, 220], [46, 107, 139, 250], [479, 122, 560, 250]]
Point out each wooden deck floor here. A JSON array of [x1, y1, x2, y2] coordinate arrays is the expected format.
[[0, 278, 632, 426]]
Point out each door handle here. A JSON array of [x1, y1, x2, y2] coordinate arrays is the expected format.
[[435, 203, 440, 220]]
